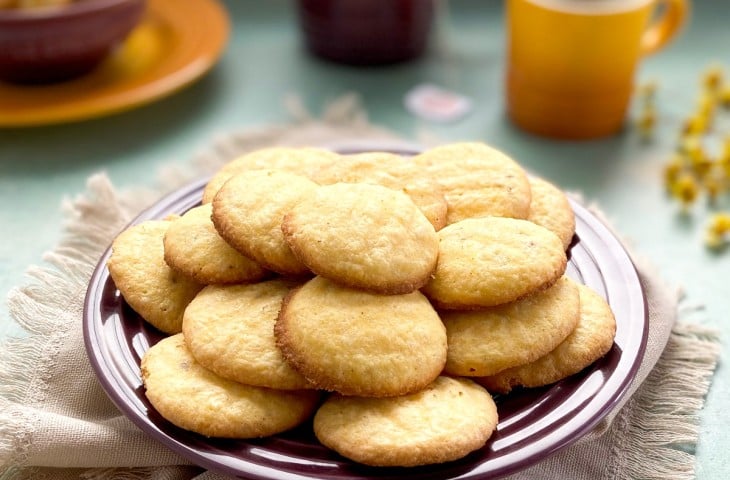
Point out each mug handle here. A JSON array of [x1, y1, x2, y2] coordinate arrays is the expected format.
[[641, 0, 689, 56]]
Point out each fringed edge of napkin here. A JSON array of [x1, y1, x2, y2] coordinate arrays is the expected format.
[[608, 321, 720, 480], [0, 174, 151, 479], [578, 201, 722, 480]]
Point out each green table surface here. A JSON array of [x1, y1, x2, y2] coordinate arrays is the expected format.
[[1, 0, 727, 477]]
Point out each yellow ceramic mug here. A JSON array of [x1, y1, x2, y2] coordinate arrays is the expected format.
[[506, 0, 689, 139]]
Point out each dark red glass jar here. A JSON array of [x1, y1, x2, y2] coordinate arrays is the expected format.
[[297, 0, 435, 66]]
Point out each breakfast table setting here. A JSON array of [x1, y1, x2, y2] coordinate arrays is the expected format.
[[0, 0, 727, 479]]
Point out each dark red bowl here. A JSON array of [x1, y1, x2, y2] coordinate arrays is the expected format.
[[0, 0, 145, 84]]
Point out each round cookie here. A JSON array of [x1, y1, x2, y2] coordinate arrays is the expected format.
[[400, 183, 448, 231], [282, 182, 439, 294], [477, 284, 617, 394], [163, 204, 268, 284], [443, 276, 581, 377], [411, 142, 532, 224], [141, 334, 321, 438], [275, 276, 447, 397], [422, 217, 567, 309], [202, 147, 338, 203], [311, 152, 447, 230], [310, 151, 410, 185], [528, 176, 576, 251], [107, 220, 203, 334], [211, 169, 319, 276], [182, 280, 313, 390], [313, 376, 498, 467]]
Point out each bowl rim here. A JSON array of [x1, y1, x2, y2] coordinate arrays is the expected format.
[[0, 0, 145, 21]]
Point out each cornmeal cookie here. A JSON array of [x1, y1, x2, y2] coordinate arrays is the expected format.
[[422, 217, 567, 309], [312, 151, 448, 230], [310, 151, 410, 185], [163, 204, 268, 284], [107, 220, 202, 334], [202, 147, 338, 203], [212, 169, 319, 276], [311, 152, 447, 230], [401, 184, 448, 231], [478, 284, 617, 394], [313, 376, 498, 467], [275, 276, 447, 397], [411, 142, 531, 224], [182, 280, 313, 390], [282, 182, 439, 294], [141, 334, 320, 438], [443, 276, 580, 377], [528, 177, 576, 251]]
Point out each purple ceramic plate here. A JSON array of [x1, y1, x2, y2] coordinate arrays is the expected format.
[[83, 153, 647, 479]]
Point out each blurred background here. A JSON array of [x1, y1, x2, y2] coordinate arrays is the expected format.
[[0, 0, 728, 477]]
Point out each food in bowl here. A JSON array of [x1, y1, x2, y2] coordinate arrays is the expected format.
[[0, 0, 145, 83]]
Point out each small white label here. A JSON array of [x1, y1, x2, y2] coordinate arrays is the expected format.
[[404, 84, 473, 123]]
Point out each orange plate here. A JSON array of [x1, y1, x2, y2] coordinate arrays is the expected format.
[[0, 0, 230, 127]]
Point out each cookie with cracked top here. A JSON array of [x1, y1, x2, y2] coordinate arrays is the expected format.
[[528, 176, 576, 251], [411, 142, 532, 224], [182, 279, 313, 390], [211, 169, 319, 276], [141, 334, 320, 438], [202, 146, 338, 203], [275, 276, 446, 397], [442, 276, 580, 377], [477, 284, 617, 394], [422, 216, 567, 309], [163, 204, 268, 285], [311, 151, 447, 230], [313, 376, 498, 467], [282, 182, 439, 294], [107, 220, 202, 334]]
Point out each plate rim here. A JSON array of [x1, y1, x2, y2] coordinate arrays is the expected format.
[[83, 154, 648, 480], [0, 0, 230, 127]]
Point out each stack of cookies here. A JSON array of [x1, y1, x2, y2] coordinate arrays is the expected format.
[[107, 142, 617, 468]]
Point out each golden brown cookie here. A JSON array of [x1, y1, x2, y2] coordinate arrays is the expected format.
[[182, 280, 313, 390], [477, 284, 617, 394], [310, 151, 409, 185], [282, 182, 439, 294], [528, 177, 576, 251], [107, 220, 203, 334], [202, 147, 338, 203], [275, 276, 447, 397], [442, 276, 580, 377], [311, 151, 448, 230], [411, 142, 532, 224], [422, 217, 567, 309], [211, 169, 319, 276], [313, 376, 498, 467], [141, 334, 321, 438], [163, 204, 268, 284]]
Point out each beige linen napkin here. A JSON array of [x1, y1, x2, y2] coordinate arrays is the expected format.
[[0, 100, 720, 480]]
